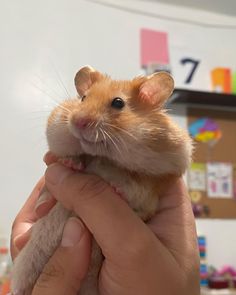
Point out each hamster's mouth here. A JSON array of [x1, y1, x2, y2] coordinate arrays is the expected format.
[[69, 126, 106, 152], [80, 136, 104, 146]]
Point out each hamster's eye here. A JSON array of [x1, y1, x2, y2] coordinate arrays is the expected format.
[[111, 97, 125, 109], [81, 95, 86, 102]]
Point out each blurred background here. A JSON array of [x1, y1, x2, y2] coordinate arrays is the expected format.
[[0, 0, 236, 294]]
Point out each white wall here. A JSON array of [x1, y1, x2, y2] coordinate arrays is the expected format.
[[0, 0, 236, 268]]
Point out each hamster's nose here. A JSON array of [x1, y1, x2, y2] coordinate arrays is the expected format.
[[75, 117, 92, 129]]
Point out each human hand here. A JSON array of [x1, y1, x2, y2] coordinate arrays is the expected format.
[[10, 152, 80, 257], [11, 150, 200, 295], [11, 178, 92, 295], [41, 162, 200, 295]]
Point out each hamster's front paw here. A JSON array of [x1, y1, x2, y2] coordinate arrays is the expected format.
[[11, 241, 43, 295], [11, 203, 70, 295], [11, 287, 32, 295]]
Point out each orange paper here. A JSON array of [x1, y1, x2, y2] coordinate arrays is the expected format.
[[211, 68, 232, 93], [1, 280, 10, 295]]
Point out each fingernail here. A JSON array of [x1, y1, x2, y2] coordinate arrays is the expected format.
[[61, 217, 84, 247], [14, 231, 31, 251], [43, 151, 58, 164], [45, 163, 73, 185], [13, 234, 22, 251], [43, 153, 48, 163], [35, 191, 52, 210], [34, 192, 56, 218]]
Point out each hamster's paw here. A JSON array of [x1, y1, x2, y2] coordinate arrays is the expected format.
[[11, 272, 32, 295], [10, 287, 32, 295], [11, 243, 45, 295]]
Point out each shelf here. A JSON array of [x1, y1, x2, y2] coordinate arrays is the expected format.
[[169, 88, 236, 108], [201, 288, 236, 295]]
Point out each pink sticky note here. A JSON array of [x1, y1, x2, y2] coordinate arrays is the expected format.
[[140, 29, 169, 67]]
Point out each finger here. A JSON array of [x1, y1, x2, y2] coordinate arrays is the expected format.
[[12, 188, 57, 260], [15, 177, 46, 224], [148, 178, 198, 269], [34, 190, 57, 219], [157, 177, 191, 210], [11, 177, 45, 259], [13, 227, 32, 258], [43, 151, 59, 166], [149, 178, 195, 231], [32, 217, 92, 295], [45, 164, 156, 262]]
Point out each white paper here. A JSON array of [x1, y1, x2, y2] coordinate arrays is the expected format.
[[207, 162, 233, 198], [188, 163, 206, 191]]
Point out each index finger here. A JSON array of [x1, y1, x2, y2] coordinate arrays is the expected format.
[[148, 178, 198, 270], [10, 177, 45, 258]]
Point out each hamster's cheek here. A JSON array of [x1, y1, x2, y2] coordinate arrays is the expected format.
[[46, 124, 83, 156]]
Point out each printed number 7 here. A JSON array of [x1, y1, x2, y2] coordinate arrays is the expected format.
[[181, 58, 200, 84]]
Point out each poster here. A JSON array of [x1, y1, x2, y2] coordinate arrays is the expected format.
[[207, 162, 233, 198], [140, 29, 169, 68], [233, 165, 236, 199], [188, 118, 222, 145], [188, 163, 206, 191]]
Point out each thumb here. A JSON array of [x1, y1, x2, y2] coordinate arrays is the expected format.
[[32, 217, 92, 295]]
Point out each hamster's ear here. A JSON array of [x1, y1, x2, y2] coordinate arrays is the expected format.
[[139, 72, 174, 107], [74, 66, 103, 97]]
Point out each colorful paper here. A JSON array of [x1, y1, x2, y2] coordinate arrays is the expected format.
[[232, 72, 236, 94], [207, 162, 233, 198], [211, 68, 232, 93], [234, 180, 236, 199], [188, 118, 222, 144], [188, 163, 206, 191], [190, 191, 203, 203], [140, 29, 169, 67], [233, 164, 236, 199]]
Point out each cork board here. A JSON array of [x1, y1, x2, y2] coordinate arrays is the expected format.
[[187, 108, 236, 219]]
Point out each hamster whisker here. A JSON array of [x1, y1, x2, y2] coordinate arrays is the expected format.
[[55, 74, 71, 101], [28, 110, 49, 116], [95, 130, 99, 143], [53, 119, 69, 124], [115, 134, 129, 153], [161, 108, 169, 113], [49, 121, 69, 129], [95, 120, 100, 129], [59, 118, 70, 124], [88, 121, 96, 129], [30, 81, 62, 106], [26, 110, 51, 118], [104, 122, 138, 141], [103, 130, 122, 156], [33, 74, 64, 100], [31, 105, 54, 111], [99, 128, 108, 149], [27, 116, 49, 121], [50, 62, 72, 100], [57, 104, 71, 114]]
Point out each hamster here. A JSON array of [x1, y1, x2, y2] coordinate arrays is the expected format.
[[11, 66, 192, 295]]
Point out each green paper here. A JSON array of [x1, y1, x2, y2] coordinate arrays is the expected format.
[[233, 72, 236, 94]]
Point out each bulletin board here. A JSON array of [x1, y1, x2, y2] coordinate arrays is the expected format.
[[187, 107, 236, 219]]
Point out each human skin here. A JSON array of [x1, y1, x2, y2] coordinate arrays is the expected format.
[[11, 159, 200, 295]]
